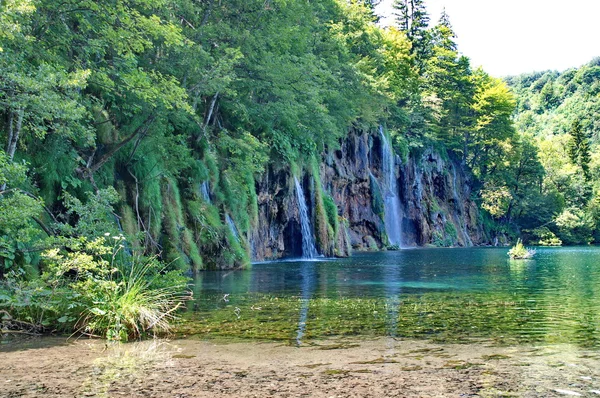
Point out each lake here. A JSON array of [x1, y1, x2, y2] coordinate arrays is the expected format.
[[183, 247, 600, 348]]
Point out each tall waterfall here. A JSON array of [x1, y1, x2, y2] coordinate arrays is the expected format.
[[379, 126, 403, 247], [294, 176, 319, 259], [225, 214, 239, 242]]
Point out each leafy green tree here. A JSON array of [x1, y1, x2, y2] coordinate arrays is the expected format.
[[0, 150, 43, 275], [468, 70, 517, 176]]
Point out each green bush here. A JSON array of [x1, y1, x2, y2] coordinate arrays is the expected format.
[[1, 236, 190, 340], [508, 239, 535, 259]]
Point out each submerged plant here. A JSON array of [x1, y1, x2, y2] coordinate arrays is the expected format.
[[508, 239, 535, 259]]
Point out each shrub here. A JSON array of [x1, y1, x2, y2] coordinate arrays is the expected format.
[[1, 236, 190, 340], [508, 239, 535, 259]]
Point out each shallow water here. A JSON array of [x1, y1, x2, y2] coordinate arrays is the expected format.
[[185, 247, 600, 347]]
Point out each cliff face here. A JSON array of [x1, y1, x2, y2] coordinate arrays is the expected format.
[[249, 129, 488, 262]]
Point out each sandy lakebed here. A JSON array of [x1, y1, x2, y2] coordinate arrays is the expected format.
[[2, 336, 600, 397]]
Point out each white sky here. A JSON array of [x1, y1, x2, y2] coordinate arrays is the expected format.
[[375, 0, 600, 77]]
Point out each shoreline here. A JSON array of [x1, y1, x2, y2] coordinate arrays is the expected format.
[[2, 336, 599, 397]]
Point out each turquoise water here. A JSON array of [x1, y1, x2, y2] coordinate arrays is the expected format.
[[186, 247, 600, 347]]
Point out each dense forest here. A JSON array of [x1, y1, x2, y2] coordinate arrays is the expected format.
[[507, 61, 600, 245], [0, 0, 598, 338]]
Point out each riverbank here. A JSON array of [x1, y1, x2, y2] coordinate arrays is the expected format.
[[2, 336, 599, 397]]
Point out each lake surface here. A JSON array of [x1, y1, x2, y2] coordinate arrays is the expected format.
[[185, 247, 600, 348]]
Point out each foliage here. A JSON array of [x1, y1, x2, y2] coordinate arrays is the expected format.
[[507, 60, 600, 244], [1, 236, 189, 340], [523, 227, 562, 246], [0, 150, 44, 275], [508, 239, 535, 259]]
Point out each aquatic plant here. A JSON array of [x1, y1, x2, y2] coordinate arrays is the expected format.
[[176, 289, 600, 348], [508, 239, 535, 259]]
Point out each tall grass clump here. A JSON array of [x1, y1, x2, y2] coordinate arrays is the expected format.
[[508, 239, 535, 259], [78, 256, 189, 341]]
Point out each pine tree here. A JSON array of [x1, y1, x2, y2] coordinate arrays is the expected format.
[[392, 0, 430, 66], [567, 120, 591, 181], [431, 8, 457, 52]]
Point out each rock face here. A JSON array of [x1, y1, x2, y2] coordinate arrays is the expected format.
[[249, 129, 488, 261]]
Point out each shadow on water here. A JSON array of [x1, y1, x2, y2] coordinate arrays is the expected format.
[[183, 247, 600, 349]]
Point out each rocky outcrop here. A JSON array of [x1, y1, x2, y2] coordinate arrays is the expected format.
[[249, 129, 488, 261]]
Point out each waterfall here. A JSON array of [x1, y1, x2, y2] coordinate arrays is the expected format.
[[201, 181, 211, 203], [452, 167, 473, 247], [379, 126, 403, 247], [294, 176, 319, 259], [225, 214, 239, 242]]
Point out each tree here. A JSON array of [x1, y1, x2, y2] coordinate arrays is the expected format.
[[423, 11, 474, 152], [468, 70, 517, 176], [567, 120, 592, 181], [392, 0, 430, 67]]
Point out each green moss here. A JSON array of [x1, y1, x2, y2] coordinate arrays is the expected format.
[[444, 221, 458, 240], [369, 173, 385, 219], [309, 158, 337, 257], [323, 194, 339, 236], [365, 236, 379, 251], [160, 177, 204, 271], [182, 229, 203, 273], [119, 204, 140, 247]]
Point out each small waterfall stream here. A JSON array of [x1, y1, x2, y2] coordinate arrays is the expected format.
[[201, 181, 211, 203], [379, 126, 403, 247], [225, 214, 239, 242], [294, 176, 319, 259]]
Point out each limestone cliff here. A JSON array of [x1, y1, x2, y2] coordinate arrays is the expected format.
[[248, 129, 488, 261]]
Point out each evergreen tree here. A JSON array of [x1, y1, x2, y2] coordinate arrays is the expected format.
[[392, 0, 430, 66], [431, 9, 457, 52], [567, 120, 591, 181], [424, 10, 474, 153]]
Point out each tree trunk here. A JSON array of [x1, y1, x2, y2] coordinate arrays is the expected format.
[[198, 92, 219, 142], [6, 109, 24, 162], [1, 109, 23, 192], [84, 113, 156, 177]]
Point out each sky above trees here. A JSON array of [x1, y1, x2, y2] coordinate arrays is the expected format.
[[376, 0, 600, 77]]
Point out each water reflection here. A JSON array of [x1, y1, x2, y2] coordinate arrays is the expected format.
[[295, 262, 316, 345], [383, 254, 403, 338], [189, 247, 600, 348]]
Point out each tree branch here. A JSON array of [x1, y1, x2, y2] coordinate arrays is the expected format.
[[79, 114, 156, 178]]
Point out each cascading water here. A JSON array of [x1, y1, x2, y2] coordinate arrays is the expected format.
[[452, 167, 473, 247], [379, 126, 403, 247], [294, 176, 319, 259], [225, 214, 239, 242], [201, 181, 211, 203]]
